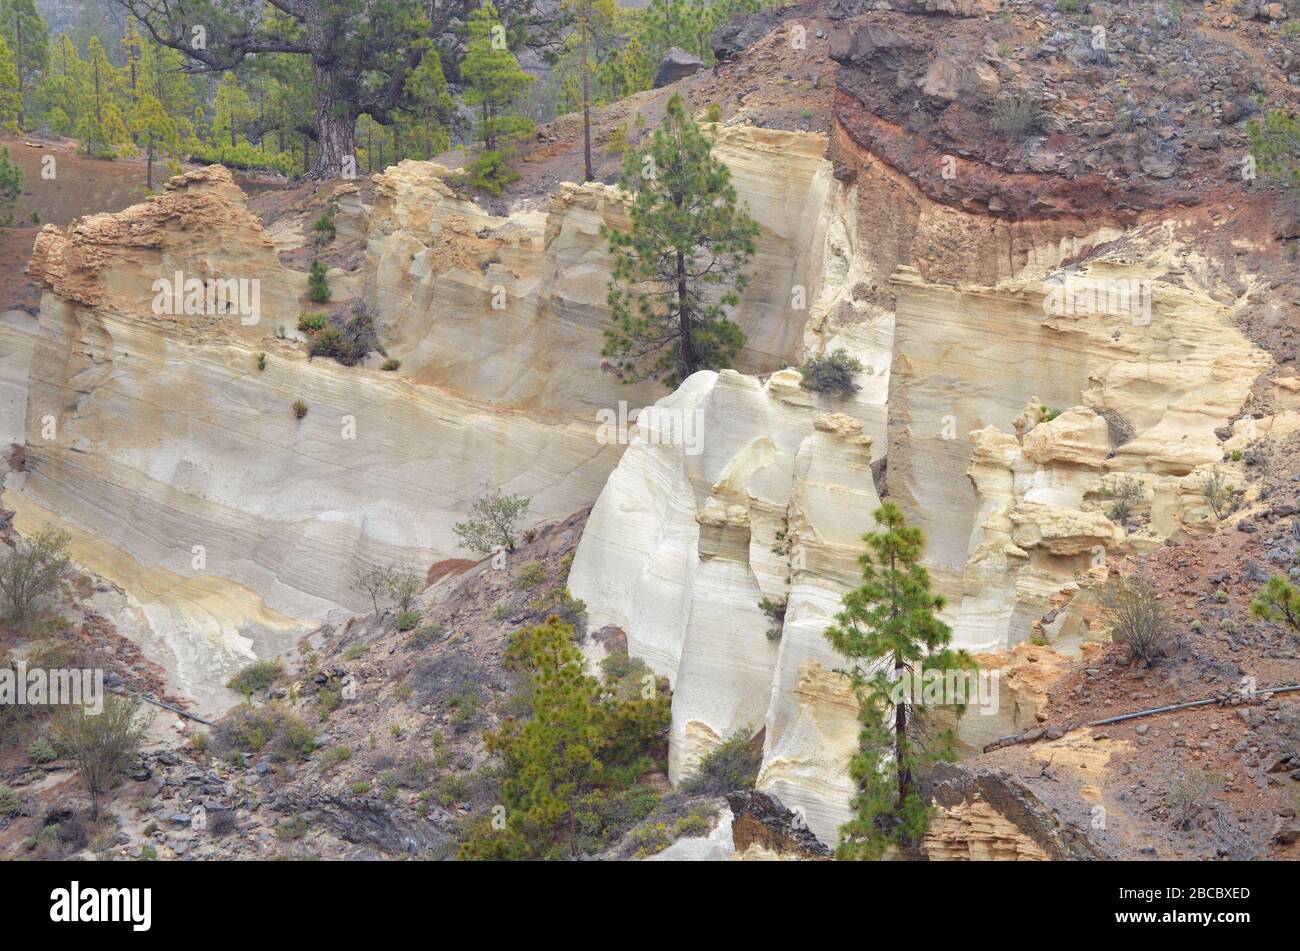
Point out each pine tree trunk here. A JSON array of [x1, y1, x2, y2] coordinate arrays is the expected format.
[[146, 138, 153, 190], [581, 20, 593, 182], [895, 650, 909, 807], [307, 80, 355, 180], [676, 250, 691, 381]]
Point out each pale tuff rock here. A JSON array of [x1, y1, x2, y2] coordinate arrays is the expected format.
[[569, 370, 879, 845], [363, 125, 837, 420], [889, 232, 1274, 655], [16, 131, 841, 715]]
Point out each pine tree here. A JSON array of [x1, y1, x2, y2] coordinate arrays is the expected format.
[[128, 93, 177, 189], [212, 73, 252, 148], [0, 0, 46, 129], [0, 146, 21, 226], [824, 501, 976, 860], [0, 34, 18, 134], [399, 43, 454, 159], [459, 617, 668, 859], [602, 92, 758, 388], [462, 2, 534, 155], [563, 0, 614, 182], [307, 258, 330, 303], [37, 33, 85, 136]]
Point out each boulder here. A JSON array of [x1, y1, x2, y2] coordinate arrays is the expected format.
[[653, 47, 703, 88]]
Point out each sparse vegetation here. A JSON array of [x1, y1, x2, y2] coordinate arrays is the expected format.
[[680, 729, 761, 796], [1102, 475, 1143, 525], [799, 349, 864, 394], [212, 702, 316, 762], [312, 208, 336, 244], [53, 692, 153, 820], [292, 398, 309, 419], [1100, 578, 1172, 667], [453, 486, 532, 555], [1251, 576, 1300, 636], [758, 596, 786, 640], [0, 525, 72, 626], [307, 258, 331, 303], [1098, 408, 1135, 446], [228, 659, 283, 696], [990, 91, 1042, 139], [1200, 466, 1232, 519], [517, 560, 547, 590], [381, 358, 401, 371]]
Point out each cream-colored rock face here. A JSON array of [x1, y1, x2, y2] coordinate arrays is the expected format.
[[16, 132, 840, 714], [568, 369, 879, 844], [569, 203, 1276, 847], [889, 239, 1273, 654]]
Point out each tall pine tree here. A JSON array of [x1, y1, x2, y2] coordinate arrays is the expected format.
[[824, 501, 976, 860], [602, 92, 758, 388], [0, 0, 47, 129]]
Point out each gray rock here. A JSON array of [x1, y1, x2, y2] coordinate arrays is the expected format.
[[653, 47, 702, 88]]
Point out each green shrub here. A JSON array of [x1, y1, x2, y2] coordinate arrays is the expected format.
[[297, 311, 327, 333], [1246, 110, 1300, 190], [307, 303, 379, 366], [189, 140, 296, 175], [680, 729, 761, 795], [27, 736, 57, 764], [396, 610, 420, 632], [705, 103, 721, 123], [307, 258, 331, 303], [276, 815, 310, 840], [256, 352, 267, 372], [318, 744, 352, 771], [407, 624, 440, 649], [381, 358, 401, 371], [352, 780, 371, 795], [991, 91, 1042, 139], [292, 399, 308, 420], [212, 703, 316, 761], [798, 349, 863, 393], [227, 659, 282, 696], [312, 209, 336, 245], [0, 785, 20, 817], [460, 151, 519, 196], [517, 560, 547, 590], [758, 596, 786, 640]]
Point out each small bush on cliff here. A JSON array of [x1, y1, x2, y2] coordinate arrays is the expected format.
[[307, 304, 380, 367], [0, 525, 72, 626], [292, 399, 308, 419], [680, 729, 761, 796], [54, 693, 153, 820], [1200, 466, 1233, 519], [1098, 408, 1135, 446], [228, 659, 283, 696], [213, 702, 315, 762], [1246, 109, 1300, 190], [990, 91, 1042, 140], [454, 486, 532, 555], [312, 209, 336, 245], [297, 312, 327, 333], [799, 350, 863, 393], [1251, 576, 1300, 636], [1102, 475, 1144, 525], [307, 258, 331, 303], [1101, 578, 1172, 667], [825, 501, 976, 860]]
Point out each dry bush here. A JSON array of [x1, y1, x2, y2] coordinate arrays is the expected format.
[[1101, 578, 1173, 667]]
